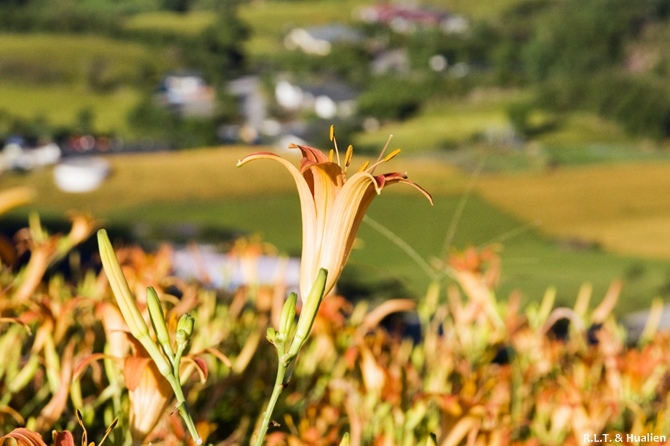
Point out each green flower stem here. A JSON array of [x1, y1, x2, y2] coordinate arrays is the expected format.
[[174, 340, 188, 378], [159, 367, 201, 445], [253, 269, 327, 446], [254, 353, 288, 446], [175, 398, 200, 444]]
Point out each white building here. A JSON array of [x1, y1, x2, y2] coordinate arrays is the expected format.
[[275, 79, 357, 120], [284, 24, 363, 56]]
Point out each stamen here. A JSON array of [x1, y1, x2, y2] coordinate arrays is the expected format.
[[371, 134, 393, 174], [383, 148, 401, 162], [344, 144, 354, 171], [367, 148, 402, 173], [357, 160, 370, 172], [330, 125, 341, 166], [329, 149, 334, 162]]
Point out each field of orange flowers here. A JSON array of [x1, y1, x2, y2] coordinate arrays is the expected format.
[[2, 132, 670, 445]]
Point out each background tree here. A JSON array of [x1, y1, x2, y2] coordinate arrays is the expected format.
[[162, 0, 193, 14], [186, 1, 250, 83]]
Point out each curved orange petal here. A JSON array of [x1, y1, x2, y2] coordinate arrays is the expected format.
[[374, 172, 434, 205], [289, 143, 330, 168], [300, 162, 347, 297], [318, 171, 380, 295], [0, 428, 48, 446], [238, 152, 319, 300]]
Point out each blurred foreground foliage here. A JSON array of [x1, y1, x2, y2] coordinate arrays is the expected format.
[[1, 192, 670, 445]]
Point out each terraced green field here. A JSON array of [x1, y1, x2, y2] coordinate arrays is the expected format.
[[122, 10, 215, 36], [0, 33, 167, 134], [0, 83, 139, 133], [475, 161, 670, 259], [123, 1, 365, 60], [0, 34, 165, 82]]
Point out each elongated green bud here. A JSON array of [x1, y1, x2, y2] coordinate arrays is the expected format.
[[97, 230, 151, 343], [146, 286, 174, 360], [279, 293, 297, 337], [97, 229, 172, 377], [339, 433, 350, 446]]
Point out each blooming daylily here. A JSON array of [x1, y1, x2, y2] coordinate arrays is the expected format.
[[125, 353, 174, 442], [237, 127, 433, 303]]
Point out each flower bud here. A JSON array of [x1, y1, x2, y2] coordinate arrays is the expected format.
[[266, 327, 277, 345], [146, 287, 174, 359], [287, 268, 328, 360], [279, 293, 297, 337], [176, 313, 195, 347]]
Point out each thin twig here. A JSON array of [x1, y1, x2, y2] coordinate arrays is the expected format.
[[362, 215, 438, 282], [440, 156, 487, 260]]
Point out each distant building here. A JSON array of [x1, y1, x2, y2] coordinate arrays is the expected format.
[[0, 137, 61, 173], [357, 4, 469, 34], [226, 75, 268, 143], [371, 48, 410, 75], [284, 24, 363, 56], [157, 72, 216, 117], [275, 79, 357, 120]]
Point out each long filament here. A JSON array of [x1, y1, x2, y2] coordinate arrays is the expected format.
[[370, 134, 393, 174]]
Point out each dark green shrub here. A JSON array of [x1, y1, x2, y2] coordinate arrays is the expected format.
[[357, 76, 426, 121], [506, 100, 533, 136]]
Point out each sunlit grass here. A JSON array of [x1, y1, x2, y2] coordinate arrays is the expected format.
[[354, 97, 510, 153], [0, 33, 166, 84], [537, 112, 634, 146], [0, 83, 140, 134], [122, 10, 216, 36], [475, 161, 670, 258], [0, 148, 259, 216]]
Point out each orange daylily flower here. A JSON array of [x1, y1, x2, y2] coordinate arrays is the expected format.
[[237, 128, 432, 303], [125, 355, 173, 442]]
